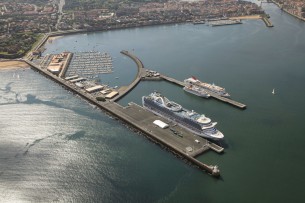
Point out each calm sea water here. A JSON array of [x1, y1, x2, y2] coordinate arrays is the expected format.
[[1, 3, 305, 202]]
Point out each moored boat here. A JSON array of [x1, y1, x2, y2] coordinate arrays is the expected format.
[[183, 85, 210, 98], [184, 77, 230, 97]]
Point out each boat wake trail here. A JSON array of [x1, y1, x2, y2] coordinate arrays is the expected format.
[[64, 130, 86, 141], [14, 134, 58, 157]]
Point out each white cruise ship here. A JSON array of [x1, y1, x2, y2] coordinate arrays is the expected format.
[[183, 85, 210, 98], [142, 92, 224, 140]]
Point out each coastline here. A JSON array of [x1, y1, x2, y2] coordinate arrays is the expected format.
[[27, 23, 187, 58], [0, 60, 29, 70], [29, 16, 266, 57], [47, 35, 63, 42], [270, 0, 305, 22]]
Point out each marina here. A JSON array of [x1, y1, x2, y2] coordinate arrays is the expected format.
[[3, 4, 305, 200], [20, 44, 249, 177], [66, 52, 113, 77]]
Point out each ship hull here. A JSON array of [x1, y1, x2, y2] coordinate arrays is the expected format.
[[206, 89, 230, 97], [183, 87, 210, 98]]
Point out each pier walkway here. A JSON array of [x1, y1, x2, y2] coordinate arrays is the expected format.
[[160, 75, 185, 86], [111, 50, 145, 102]]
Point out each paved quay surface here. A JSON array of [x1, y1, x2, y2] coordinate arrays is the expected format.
[[104, 102, 220, 157]]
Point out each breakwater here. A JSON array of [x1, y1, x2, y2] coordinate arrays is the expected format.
[[23, 56, 223, 177], [111, 51, 144, 102], [262, 16, 274, 27]]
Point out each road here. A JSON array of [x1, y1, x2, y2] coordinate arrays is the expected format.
[[55, 0, 65, 30]]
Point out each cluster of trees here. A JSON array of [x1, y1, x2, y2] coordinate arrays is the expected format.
[[0, 32, 39, 58], [63, 0, 163, 11], [7, 0, 49, 6], [64, 0, 109, 11]]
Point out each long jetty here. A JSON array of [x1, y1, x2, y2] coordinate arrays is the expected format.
[[229, 15, 273, 28], [262, 16, 274, 27], [159, 75, 246, 109], [22, 54, 223, 177], [111, 51, 145, 102]]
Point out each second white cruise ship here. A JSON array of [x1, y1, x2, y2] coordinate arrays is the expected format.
[[184, 77, 230, 97]]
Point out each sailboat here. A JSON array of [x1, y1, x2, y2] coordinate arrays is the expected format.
[[272, 88, 275, 95]]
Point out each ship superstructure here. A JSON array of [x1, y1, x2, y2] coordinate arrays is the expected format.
[[183, 85, 210, 98]]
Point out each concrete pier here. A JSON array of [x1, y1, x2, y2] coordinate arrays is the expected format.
[[262, 16, 274, 27], [160, 75, 185, 86], [159, 75, 246, 109], [111, 51, 145, 102], [23, 58, 223, 177], [59, 52, 73, 78]]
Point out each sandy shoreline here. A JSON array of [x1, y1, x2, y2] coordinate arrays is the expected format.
[[229, 15, 262, 20], [0, 60, 30, 70], [47, 36, 63, 43]]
